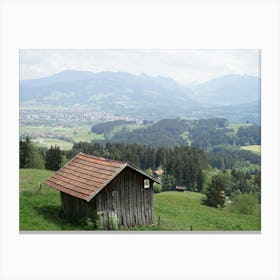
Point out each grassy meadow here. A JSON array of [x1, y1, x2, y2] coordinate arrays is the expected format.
[[241, 145, 261, 155], [227, 122, 252, 132], [20, 125, 105, 150], [154, 192, 260, 231], [32, 137, 73, 150], [20, 169, 261, 231]]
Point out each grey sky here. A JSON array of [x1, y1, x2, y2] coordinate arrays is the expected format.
[[20, 49, 260, 85]]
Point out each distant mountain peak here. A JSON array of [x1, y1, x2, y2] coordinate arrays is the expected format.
[[192, 74, 260, 105]]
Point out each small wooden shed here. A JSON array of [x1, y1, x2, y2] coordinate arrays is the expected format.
[[175, 185, 186, 192], [45, 152, 159, 229]]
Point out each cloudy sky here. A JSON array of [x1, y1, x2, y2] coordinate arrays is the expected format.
[[20, 49, 260, 85]]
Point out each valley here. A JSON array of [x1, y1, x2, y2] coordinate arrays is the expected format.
[[19, 69, 261, 231]]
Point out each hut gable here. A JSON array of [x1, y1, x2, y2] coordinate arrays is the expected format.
[[45, 153, 159, 228]]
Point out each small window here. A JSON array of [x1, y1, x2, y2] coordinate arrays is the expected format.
[[144, 179, 150, 189]]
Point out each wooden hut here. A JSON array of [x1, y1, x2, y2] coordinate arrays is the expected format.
[[45, 152, 159, 229], [175, 185, 186, 192]]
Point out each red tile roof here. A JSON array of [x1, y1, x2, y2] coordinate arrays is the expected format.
[[45, 152, 159, 201]]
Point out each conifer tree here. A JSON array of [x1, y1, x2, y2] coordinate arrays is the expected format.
[[202, 175, 225, 208], [20, 136, 44, 168], [197, 170, 204, 192], [45, 145, 63, 171]]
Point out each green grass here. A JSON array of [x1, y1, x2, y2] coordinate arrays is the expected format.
[[154, 191, 260, 231], [240, 145, 261, 155], [32, 138, 73, 150], [227, 123, 252, 132], [20, 125, 105, 150], [20, 169, 82, 230], [20, 169, 261, 231], [73, 131, 104, 142]]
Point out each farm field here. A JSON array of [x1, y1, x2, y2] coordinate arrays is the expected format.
[[20, 123, 150, 151], [241, 145, 261, 155], [20, 125, 105, 150], [20, 169, 261, 231], [32, 137, 73, 150]]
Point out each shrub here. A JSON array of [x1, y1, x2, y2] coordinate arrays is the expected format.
[[229, 193, 259, 215], [80, 217, 95, 230], [153, 183, 162, 193], [96, 212, 103, 230], [108, 212, 119, 230]]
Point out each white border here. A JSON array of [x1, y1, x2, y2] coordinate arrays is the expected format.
[[1, 1, 280, 280]]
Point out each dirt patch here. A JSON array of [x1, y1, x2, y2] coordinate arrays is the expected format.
[[20, 175, 33, 183]]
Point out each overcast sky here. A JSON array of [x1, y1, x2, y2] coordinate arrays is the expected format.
[[20, 49, 260, 85]]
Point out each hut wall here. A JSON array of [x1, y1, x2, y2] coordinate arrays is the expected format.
[[95, 167, 154, 229], [60, 192, 97, 221]]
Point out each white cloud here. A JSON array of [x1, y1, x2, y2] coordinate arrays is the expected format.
[[19, 49, 260, 84]]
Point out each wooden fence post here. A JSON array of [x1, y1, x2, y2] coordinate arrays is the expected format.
[[157, 216, 160, 227]]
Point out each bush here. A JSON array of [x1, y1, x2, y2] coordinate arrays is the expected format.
[[80, 217, 95, 230], [229, 193, 259, 215], [153, 182, 162, 193]]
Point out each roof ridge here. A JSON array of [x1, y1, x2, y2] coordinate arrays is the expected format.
[[78, 152, 127, 164]]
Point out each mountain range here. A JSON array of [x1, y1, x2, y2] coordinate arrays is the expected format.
[[20, 70, 261, 123]]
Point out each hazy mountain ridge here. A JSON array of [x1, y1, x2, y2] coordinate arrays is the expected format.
[[20, 70, 260, 122], [192, 74, 260, 105]]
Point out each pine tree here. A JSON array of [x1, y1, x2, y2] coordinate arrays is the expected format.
[[45, 145, 63, 171], [20, 136, 33, 168], [20, 136, 44, 168], [197, 170, 204, 192], [202, 175, 225, 208]]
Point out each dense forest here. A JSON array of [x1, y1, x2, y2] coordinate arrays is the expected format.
[[20, 133, 261, 203]]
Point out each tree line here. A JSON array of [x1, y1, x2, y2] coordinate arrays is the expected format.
[[20, 137, 64, 170], [20, 137, 261, 210], [68, 141, 209, 190]]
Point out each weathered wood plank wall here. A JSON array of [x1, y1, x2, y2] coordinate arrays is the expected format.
[[60, 192, 97, 220], [95, 167, 153, 229]]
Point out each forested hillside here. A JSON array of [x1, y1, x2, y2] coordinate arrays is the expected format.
[[90, 117, 261, 150]]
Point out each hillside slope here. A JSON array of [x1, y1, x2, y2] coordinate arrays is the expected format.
[[20, 169, 260, 231]]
